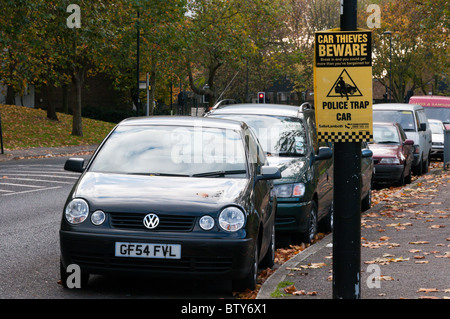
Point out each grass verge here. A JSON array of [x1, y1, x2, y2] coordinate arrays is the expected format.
[[0, 104, 115, 150]]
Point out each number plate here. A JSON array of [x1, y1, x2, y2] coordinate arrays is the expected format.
[[115, 242, 181, 259]]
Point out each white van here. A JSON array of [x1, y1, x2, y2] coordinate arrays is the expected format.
[[373, 103, 432, 175]]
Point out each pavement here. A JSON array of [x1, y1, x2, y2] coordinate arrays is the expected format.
[[258, 166, 450, 299]]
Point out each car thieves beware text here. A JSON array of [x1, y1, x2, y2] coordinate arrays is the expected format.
[[314, 28, 373, 142]]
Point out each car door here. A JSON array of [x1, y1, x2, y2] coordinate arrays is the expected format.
[[308, 114, 333, 219], [245, 128, 274, 255], [417, 109, 432, 162], [245, 129, 272, 224]]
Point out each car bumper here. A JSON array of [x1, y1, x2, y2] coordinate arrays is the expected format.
[[374, 164, 403, 182], [431, 145, 444, 157], [274, 200, 311, 233], [60, 230, 254, 280]]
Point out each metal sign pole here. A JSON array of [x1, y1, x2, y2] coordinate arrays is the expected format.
[[332, 0, 361, 299]]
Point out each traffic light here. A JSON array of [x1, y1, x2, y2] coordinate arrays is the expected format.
[[258, 92, 265, 103]]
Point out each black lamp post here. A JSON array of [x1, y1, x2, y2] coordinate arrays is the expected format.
[[383, 31, 392, 102]]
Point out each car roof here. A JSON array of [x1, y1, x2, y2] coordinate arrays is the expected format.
[[373, 103, 424, 111], [118, 116, 247, 131], [206, 103, 312, 118]]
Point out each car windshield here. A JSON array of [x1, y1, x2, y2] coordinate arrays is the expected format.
[[372, 125, 400, 144], [429, 121, 444, 134], [424, 108, 450, 123], [89, 125, 247, 177], [373, 110, 416, 132], [211, 114, 307, 156]]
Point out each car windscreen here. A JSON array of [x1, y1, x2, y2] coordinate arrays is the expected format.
[[373, 110, 416, 132], [423, 108, 450, 123], [372, 125, 400, 144], [210, 114, 307, 156], [89, 125, 247, 177], [429, 121, 444, 135]]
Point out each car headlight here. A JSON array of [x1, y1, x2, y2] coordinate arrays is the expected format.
[[65, 198, 89, 224], [91, 210, 106, 225], [219, 207, 245, 232], [379, 157, 400, 164], [273, 183, 306, 198], [199, 215, 215, 231]]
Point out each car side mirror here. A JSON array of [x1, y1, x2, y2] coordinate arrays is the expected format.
[[256, 166, 281, 181], [64, 158, 85, 173], [361, 149, 373, 158], [314, 147, 333, 161], [404, 139, 414, 146], [419, 123, 427, 131]]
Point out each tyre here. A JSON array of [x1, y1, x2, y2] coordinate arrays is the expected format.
[[396, 168, 406, 187], [422, 154, 429, 173], [320, 200, 333, 232], [413, 156, 423, 175], [299, 201, 318, 244], [405, 166, 412, 184]]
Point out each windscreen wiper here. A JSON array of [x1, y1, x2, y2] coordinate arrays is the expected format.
[[129, 172, 190, 177], [192, 170, 247, 177]]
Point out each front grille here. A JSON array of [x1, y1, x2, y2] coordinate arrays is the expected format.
[[70, 250, 233, 273], [109, 212, 195, 232]]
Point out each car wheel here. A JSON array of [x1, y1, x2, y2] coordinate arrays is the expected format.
[[320, 200, 333, 233], [396, 168, 406, 187], [413, 156, 423, 175], [261, 223, 275, 268], [405, 166, 412, 184], [299, 201, 318, 244], [422, 154, 429, 173], [361, 183, 372, 212], [232, 243, 258, 292], [60, 260, 89, 289]]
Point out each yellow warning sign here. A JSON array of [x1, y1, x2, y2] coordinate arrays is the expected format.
[[314, 28, 373, 142]]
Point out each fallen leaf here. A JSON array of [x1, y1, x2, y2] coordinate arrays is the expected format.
[[284, 285, 297, 294], [379, 236, 390, 241], [409, 241, 430, 245], [417, 288, 439, 293]]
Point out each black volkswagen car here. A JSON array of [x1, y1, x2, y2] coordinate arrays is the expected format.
[[59, 117, 280, 291]]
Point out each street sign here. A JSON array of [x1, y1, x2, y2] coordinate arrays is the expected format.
[[314, 28, 373, 143]]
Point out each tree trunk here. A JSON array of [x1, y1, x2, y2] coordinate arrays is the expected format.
[[46, 86, 59, 121], [5, 85, 15, 105]]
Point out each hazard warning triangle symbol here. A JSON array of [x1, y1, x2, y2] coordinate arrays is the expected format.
[[326, 69, 363, 100]]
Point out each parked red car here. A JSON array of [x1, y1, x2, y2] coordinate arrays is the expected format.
[[368, 122, 414, 186]]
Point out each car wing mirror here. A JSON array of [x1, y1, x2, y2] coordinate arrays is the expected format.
[[257, 166, 281, 181], [403, 139, 414, 145], [362, 149, 373, 158], [314, 147, 333, 161], [64, 158, 85, 173]]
